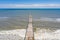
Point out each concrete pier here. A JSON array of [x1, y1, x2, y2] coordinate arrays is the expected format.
[[25, 15, 34, 40]]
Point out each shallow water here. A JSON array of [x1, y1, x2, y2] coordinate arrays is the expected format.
[[0, 9, 60, 30]]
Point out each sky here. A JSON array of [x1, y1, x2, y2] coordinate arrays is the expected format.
[[0, 0, 60, 8]]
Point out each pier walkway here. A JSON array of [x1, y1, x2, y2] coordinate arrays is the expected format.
[[25, 15, 34, 40]]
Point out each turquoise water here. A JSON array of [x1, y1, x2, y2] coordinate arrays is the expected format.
[[0, 9, 60, 18], [0, 9, 60, 30]]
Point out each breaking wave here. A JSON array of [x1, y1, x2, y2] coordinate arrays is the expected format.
[[0, 17, 8, 19], [0, 29, 60, 40], [34, 28, 60, 40], [34, 17, 60, 22]]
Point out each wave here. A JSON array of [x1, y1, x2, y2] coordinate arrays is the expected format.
[[0, 29, 60, 40], [33, 17, 60, 22], [0, 17, 8, 19], [56, 18, 60, 22], [35, 28, 60, 40], [0, 17, 60, 22]]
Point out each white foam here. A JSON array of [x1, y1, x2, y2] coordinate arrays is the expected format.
[[0, 29, 60, 40], [40, 17, 54, 21], [0, 17, 8, 19], [34, 17, 60, 23], [34, 29, 60, 40], [0, 29, 26, 37], [56, 18, 60, 22]]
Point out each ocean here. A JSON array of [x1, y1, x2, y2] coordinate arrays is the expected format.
[[0, 9, 60, 18], [0, 9, 60, 30], [0, 9, 60, 40]]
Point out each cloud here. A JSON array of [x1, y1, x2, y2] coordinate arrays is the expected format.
[[0, 4, 60, 8]]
